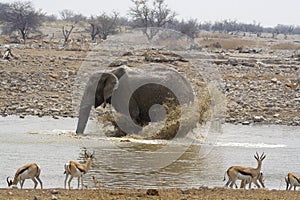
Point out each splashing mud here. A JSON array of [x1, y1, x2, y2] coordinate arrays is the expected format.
[[95, 49, 218, 139]]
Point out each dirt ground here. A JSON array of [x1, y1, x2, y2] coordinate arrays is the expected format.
[[1, 188, 300, 200]]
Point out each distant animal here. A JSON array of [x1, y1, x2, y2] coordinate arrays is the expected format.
[[285, 80, 299, 90], [64, 150, 94, 189], [7, 163, 43, 189], [2, 48, 14, 61], [224, 152, 266, 189], [285, 173, 300, 190], [92, 175, 101, 188]]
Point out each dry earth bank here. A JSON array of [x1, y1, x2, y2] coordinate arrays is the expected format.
[[0, 35, 299, 126], [1, 188, 300, 200]]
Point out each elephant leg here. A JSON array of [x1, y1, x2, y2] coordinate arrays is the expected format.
[[103, 82, 117, 108]]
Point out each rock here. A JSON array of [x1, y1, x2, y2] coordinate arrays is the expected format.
[[226, 118, 237, 123], [49, 73, 60, 79], [253, 116, 265, 122], [242, 121, 251, 125], [271, 78, 278, 83], [146, 189, 159, 196], [51, 195, 58, 200], [50, 189, 60, 195], [34, 195, 41, 200], [181, 189, 190, 194]]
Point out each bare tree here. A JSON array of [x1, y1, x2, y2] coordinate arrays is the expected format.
[[62, 24, 74, 46], [60, 9, 75, 21], [0, 1, 44, 43], [89, 12, 119, 41], [60, 9, 86, 23], [129, 0, 176, 40], [172, 19, 199, 39]]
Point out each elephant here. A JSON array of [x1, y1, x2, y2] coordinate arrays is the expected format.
[[75, 65, 196, 139]]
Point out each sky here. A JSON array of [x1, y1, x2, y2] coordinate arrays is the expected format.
[[2, 0, 300, 27]]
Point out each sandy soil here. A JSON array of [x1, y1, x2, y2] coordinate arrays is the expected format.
[[1, 188, 300, 200]]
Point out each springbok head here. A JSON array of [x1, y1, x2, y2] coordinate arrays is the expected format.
[[6, 177, 12, 187], [254, 152, 266, 162]]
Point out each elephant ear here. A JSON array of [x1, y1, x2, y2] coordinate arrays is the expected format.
[[95, 73, 119, 108], [111, 66, 127, 79]]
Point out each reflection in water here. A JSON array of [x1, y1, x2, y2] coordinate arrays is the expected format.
[[1, 116, 300, 190]]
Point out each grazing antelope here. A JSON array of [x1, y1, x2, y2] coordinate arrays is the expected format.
[[64, 150, 94, 189], [224, 168, 252, 189], [240, 171, 265, 189], [225, 171, 265, 189], [285, 81, 299, 90], [7, 163, 43, 189], [92, 175, 101, 188], [285, 173, 300, 190], [224, 152, 266, 189]]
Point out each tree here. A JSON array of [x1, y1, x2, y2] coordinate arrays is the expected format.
[[89, 12, 119, 41], [62, 24, 74, 46], [129, 0, 176, 40], [0, 1, 44, 43], [172, 19, 199, 39], [59, 9, 86, 23], [60, 9, 75, 21]]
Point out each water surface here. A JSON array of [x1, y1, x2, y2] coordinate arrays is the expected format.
[[0, 116, 299, 190]]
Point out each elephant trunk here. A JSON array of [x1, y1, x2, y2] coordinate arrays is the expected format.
[[76, 73, 101, 134], [76, 104, 92, 134]]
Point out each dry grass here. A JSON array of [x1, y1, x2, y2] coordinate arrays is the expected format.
[[270, 42, 300, 50], [197, 37, 266, 50]]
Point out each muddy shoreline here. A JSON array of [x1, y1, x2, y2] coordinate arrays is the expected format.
[[1, 188, 300, 200]]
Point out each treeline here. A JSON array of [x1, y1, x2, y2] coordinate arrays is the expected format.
[[198, 20, 300, 37], [1, 0, 300, 44]]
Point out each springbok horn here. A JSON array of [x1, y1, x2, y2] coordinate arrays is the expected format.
[[6, 177, 12, 186], [83, 148, 88, 157], [254, 153, 258, 160]]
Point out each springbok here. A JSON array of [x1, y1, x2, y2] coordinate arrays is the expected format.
[[285, 173, 300, 190], [64, 150, 94, 189], [92, 175, 101, 188], [240, 171, 265, 189], [7, 163, 43, 189], [224, 152, 266, 189]]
